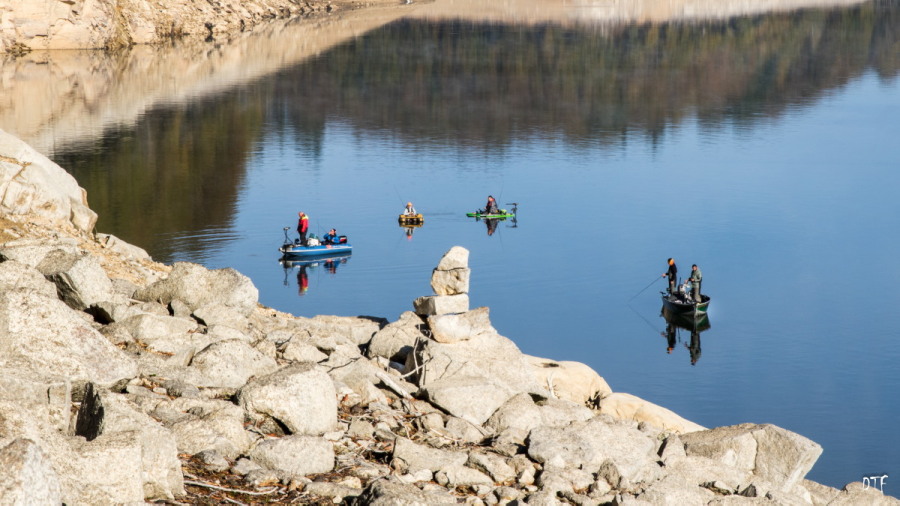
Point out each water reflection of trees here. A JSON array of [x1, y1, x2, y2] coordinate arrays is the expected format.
[[53, 91, 262, 261], [282, 1, 898, 147], [50, 1, 898, 260]]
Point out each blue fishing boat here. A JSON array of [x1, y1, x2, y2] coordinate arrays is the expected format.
[[279, 227, 352, 258]]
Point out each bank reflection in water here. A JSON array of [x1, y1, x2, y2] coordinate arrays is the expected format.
[[660, 308, 711, 366], [280, 253, 352, 296]]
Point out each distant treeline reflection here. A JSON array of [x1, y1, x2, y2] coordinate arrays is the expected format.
[[284, 1, 897, 145], [55, 1, 898, 259]]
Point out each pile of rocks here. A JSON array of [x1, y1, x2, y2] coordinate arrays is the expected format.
[[1, 130, 897, 504]]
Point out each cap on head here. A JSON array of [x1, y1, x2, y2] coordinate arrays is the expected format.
[[668, 258, 674, 265], [407, 202, 412, 206], [692, 264, 698, 268]]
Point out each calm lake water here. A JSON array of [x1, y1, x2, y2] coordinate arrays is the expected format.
[[9, 0, 900, 494]]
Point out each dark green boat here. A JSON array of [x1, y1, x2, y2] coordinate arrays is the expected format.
[[466, 209, 514, 219]]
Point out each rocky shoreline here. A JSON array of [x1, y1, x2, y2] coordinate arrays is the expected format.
[[1, 129, 897, 504], [0, 0, 396, 53]]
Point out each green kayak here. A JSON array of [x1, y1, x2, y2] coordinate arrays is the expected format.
[[466, 211, 515, 218]]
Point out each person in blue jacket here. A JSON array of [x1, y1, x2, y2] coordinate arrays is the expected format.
[[322, 228, 338, 244]]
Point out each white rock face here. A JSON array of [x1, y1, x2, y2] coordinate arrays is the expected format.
[[89, 392, 185, 500], [391, 437, 468, 474], [238, 362, 337, 436], [525, 355, 613, 407], [427, 307, 493, 344], [0, 260, 58, 299], [162, 398, 253, 460], [0, 289, 137, 387], [250, 436, 335, 476], [37, 250, 118, 310], [413, 294, 470, 316], [367, 311, 426, 363], [134, 262, 259, 316], [0, 129, 97, 233], [527, 416, 660, 483], [189, 339, 279, 389], [598, 392, 705, 434], [407, 330, 543, 399], [0, 438, 63, 505], [436, 246, 470, 271], [680, 423, 823, 492], [430, 268, 470, 296]]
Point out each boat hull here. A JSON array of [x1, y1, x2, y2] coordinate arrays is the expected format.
[[466, 212, 515, 218], [398, 213, 424, 224], [280, 251, 352, 267], [279, 243, 352, 258], [660, 292, 710, 317]]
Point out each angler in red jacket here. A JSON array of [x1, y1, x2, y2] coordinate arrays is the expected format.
[[297, 212, 309, 245]]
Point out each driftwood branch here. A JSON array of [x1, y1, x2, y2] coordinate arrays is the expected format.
[[184, 479, 279, 497], [374, 370, 413, 399]]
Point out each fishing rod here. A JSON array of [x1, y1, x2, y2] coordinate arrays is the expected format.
[[628, 275, 663, 301]]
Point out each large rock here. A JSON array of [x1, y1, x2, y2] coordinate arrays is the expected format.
[[37, 249, 117, 310], [679, 423, 823, 492], [189, 339, 279, 389], [598, 392, 705, 434], [430, 268, 470, 296], [0, 130, 97, 233], [79, 389, 184, 500], [436, 246, 470, 271], [421, 375, 514, 425], [426, 307, 493, 344], [486, 393, 594, 435], [134, 262, 259, 316], [95, 233, 151, 261], [0, 259, 58, 298], [47, 431, 147, 504], [0, 438, 63, 505], [249, 436, 334, 476], [405, 330, 543, 399], [0, 289, 137, 387], [525, 355, 613, 407], [113, 312, 202, 355], [238, 362, 337, 436], [367, 311, 426, 363], [159, 398, 253, 460], [412, 294, 469, 316], [325, 356, 392, 407], [391, 437, 467, 474], [304, 315, 387, 347], [191, 303, 251, 332], [350, 476, 460, 505], [0, 372, 72, 435], [527, 416, 660, 483]]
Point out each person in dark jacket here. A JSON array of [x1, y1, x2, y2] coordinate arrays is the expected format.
[[483, 195, 499, 215], [689, 264, 703, 302], [662, 258, 678, 294], [297, 212, 309, 245]]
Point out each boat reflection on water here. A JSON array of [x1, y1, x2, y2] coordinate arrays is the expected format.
[[399, 222, 422, 241], [660, 307, 711, 366], [279, 252, 351, 295]]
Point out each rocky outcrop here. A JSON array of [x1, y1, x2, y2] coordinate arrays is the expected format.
[[0, 129, 97, 234], [0, 0, 347, 52], [0, 133, 896, 504]]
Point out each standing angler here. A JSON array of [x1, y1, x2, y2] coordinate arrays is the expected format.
[[297, 212, 309, 246], [662, 258, 678, 294], [689, 264, 703, 303]]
